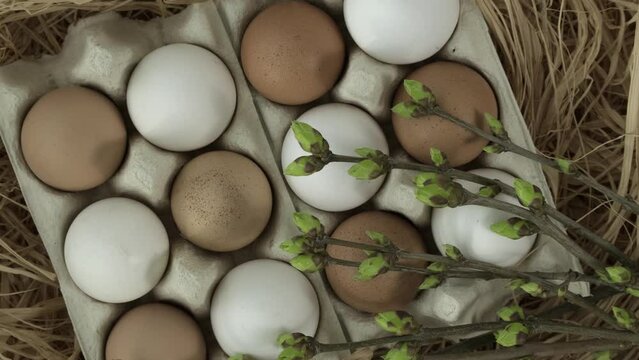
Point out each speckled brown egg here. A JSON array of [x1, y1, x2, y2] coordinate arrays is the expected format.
[[21, 86, 127, 191], [392, 61, 498, 166], [240, 1, 345, 105], [170, 151, 272, 252], [326, 211, 426, 313], [105, 303, 206, 360]]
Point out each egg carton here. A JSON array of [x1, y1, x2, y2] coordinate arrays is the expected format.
[[215, 0, 588, 342], [0, 2, 345, 360]]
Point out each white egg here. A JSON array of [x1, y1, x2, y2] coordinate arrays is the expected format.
[[127, 43, 236, 151], [281, 103, 389, 212], [210, 259, 319, 360], [64, 197, 169, 303], [343, 0, 460, 65], [431, 168, 536, 267]]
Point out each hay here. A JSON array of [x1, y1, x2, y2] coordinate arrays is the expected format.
[[0, 0, 637, 359]]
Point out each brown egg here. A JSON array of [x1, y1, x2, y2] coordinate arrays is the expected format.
[[21, 86, 127, 191], [326, 211, 426, 313], [240, 1, 345, 105], [392, 61, 498, 166], [105, 303, 206, 360], [171, 151, 272, 252]]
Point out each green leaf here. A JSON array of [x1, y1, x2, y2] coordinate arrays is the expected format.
[[513, 178, 545, 210], [626, 287, 639, 297], [280, 236, 311, 255], [478, 184, 501, 198], [374, 311, 416, 335], [348, 159, 386, 180], [365, 230, 391, 247], [415, 180, 465, 208], [483, 143, 505, 154], [555, 157, 574, 174], [490, 217, 539, 240], [229, 355, 254, 360], [392, 101, 420, 118], [383, 342, 417, 360], [612, 306, 637, 330], [484, 113, 508, 138], [277, 346, 313, 360], [284, 156, 325, 176], [404, 79, 436, 105], [442, 244, 463, 261], [355, 253, 389, 280], [494, 322, 529, 348], [290, 120, 329, 156], [508, 279, 526, 290], [427, 262, 447, 273], [497, 305, 525, 321], [430, 148, 447, 167], [414, 172, 439, 188], [604, 265, 632, 284], [356, 147, 386, 159], [520, 282, 545, 297], [593, 350, 614, 360], [419, 275, 441, 290], [292, 212, 324, 237], [557, 286, 567, 298], [277, 333, 306, 347], [290, 254, 325, 273]]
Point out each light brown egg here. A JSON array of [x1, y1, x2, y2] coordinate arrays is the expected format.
[[21, 86, 127, 191], [240, 1, 345, 105], [325, 211, 426, 313], [170, 151, 272, 252], [392, 61, 498, 166], [105, 303, 206, 360]]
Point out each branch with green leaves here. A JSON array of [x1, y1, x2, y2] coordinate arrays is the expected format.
[[273, 309, 639, 360], [283, 120, 637, 278], [282, 212, 637, 330], [393, 79, 639, 216]]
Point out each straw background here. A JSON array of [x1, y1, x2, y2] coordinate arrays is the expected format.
[[0, 0, 637, 359]]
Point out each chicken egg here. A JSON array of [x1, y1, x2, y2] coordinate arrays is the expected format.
[[64, 197, 169, 303], [210, 259, 319, 360], [344, 0, 460, 64], [127, 43, 236, 151], [105, 303, 206, 360], [281, 103, 388, 212], [431, 168, 537, 267]]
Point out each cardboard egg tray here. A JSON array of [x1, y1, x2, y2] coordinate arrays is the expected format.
[[0, 0, 587, 359]]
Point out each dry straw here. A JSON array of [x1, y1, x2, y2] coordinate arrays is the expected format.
[[0, 0, 637, 359]]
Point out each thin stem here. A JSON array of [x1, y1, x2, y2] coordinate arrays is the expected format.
[[426, 339, 637, 360], [428, 106, 639, 216], [331, 153, 635, 269], [466, 194, 606, 273], [315, 319, 639, 353], [323, 236, 622, 329], [323, 237, 619, 290]]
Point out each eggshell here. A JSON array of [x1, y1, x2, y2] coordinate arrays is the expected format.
[[210, 259, 319, 360], [326, 211, 426, 313], [105, 303, 206, 360], [281, 103, 388, 212], [20, 86, 126, 192], [241, 1, 345, 105], [64, 197, 169, 303], [170, 151, 272, 252], [392, 61, 497, 166], [431, 168, 537, 267], [344, 0, 460, 65], [127, 43, 236, 151]]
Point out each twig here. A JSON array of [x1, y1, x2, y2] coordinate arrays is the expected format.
[[328, 153, 635, 270], [427, 106, 639, 215], [314, 319, 639, 353], [425, 339, 637, 360]]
